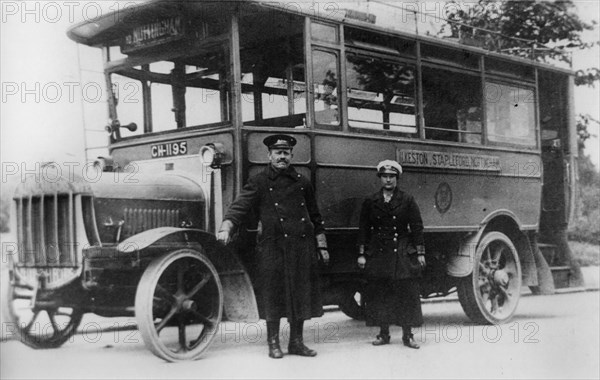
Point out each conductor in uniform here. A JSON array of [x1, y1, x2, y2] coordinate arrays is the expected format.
[[217, 134, 330, 359], [357, 160, 425, 349]]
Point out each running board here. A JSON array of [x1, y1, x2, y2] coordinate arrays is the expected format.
[[538, 243, 573, 289]]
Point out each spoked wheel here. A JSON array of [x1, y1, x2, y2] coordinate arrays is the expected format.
[[458, 232, 522, 324], [3, 267, 83, 348], [338, 283, 365, 321], [135, 248, 223, 362]]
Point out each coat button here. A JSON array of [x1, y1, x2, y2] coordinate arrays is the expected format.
[[393, 216, 396, 219], [275, 202, 279, 206], [301, 234, 306, 238], [301, 218, 306, 221], [393, 238, 397, 242], [284, 234, 288, 238], [280, 218, 284, 222], [394, 249, 398, 252], [300, 202, 305, 206], [269, 188, 273, 191], [300, 187, 304, 191], [395, 233, 398, 237], [393, 227, 397, 230]]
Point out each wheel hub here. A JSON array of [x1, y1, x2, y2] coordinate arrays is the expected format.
[[181, 299, 196, 311], [492, 269, 509, 288]]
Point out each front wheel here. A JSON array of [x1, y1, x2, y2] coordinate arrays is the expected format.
[[458, 232, 522, 324], [4, 266, 83, 348], [135, 248, 223, 361]]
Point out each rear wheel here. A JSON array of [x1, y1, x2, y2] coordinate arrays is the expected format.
[[458, 232, 522, 324], [135, 248, 223, 362]]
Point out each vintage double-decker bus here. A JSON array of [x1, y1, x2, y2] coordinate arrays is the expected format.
[[5, 0, 578, 361]]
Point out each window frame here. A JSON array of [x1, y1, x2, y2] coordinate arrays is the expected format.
[[420, 62, 485, 145], [344, 47, 419, 137], [483, 76, 538, 149]]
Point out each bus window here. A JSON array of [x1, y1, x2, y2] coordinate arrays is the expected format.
[[111, 44, 230, 136], [485, 82, 536, 147], [345, 27, 415, 58], [421, 43, 480, 69], [345, 53, 417, 134], [422, 66, 482, 144], [311, 22, 339, 44], [240, 12, 306, 128], [312, 50, 340, 128], [110, 73, 144, 138]]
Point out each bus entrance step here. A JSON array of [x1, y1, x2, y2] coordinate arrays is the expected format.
[[550, 266, 572, 289], [538, 243, 558, 266]]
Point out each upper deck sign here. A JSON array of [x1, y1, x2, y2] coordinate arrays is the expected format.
[[122, 17, 185, 53], [398, 149, 501, 171]]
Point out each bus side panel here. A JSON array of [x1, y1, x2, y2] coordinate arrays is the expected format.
[[314, 135, 542, 231]]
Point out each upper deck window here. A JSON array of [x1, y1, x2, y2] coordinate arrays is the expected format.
[[311, 22, 339, 44], [485, 82, 536, 147], [421, 44, 480, 70], [240, 11, 307, 128], [312, 49, 340, 128], [112, 44, 230, 137], [486, 58, 535, 81], [346, 53, 417, 135], [422, 66, 482, 144], [345, 27, 415, 57]]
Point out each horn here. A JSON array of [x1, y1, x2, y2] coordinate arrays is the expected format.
[[122, 122, 138, 132]]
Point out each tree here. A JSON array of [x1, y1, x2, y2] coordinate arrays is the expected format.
[[442, 1, 596, 61]]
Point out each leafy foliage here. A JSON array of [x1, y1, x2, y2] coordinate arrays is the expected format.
[[442, 0, 596, 64]]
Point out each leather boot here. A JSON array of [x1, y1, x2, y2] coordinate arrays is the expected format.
[[372, 325, 390, 346], [402, 327, 420, 349], [288, 320, 317, 357], [267, 321, 283, 359], [372, 334, 391, 346]]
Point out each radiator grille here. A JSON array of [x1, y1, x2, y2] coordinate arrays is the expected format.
[[15, 193, 79, 267]]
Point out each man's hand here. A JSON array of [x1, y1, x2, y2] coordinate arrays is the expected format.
[[319, 249, 330, 265], [316, 233, 329, 265], [417, 245, 426, 268], [217, 220, 234, 245], [217, 230, 230, 245], [357, 255, 366, 269]]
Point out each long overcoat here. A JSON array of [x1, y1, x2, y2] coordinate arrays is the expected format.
[[224, 165, 324, 321], [357, 188, 425, 327], [357, 188, 425, 280]]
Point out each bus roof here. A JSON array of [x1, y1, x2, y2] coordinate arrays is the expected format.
[[67, 0, 574, 75]]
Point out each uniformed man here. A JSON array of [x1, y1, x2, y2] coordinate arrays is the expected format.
[[217, 134, 330, 359]]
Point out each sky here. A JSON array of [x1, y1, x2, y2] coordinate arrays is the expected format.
[[1, 1, 599, 176]]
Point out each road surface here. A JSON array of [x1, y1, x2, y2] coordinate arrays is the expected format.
[[1, 290, 598, 379]]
